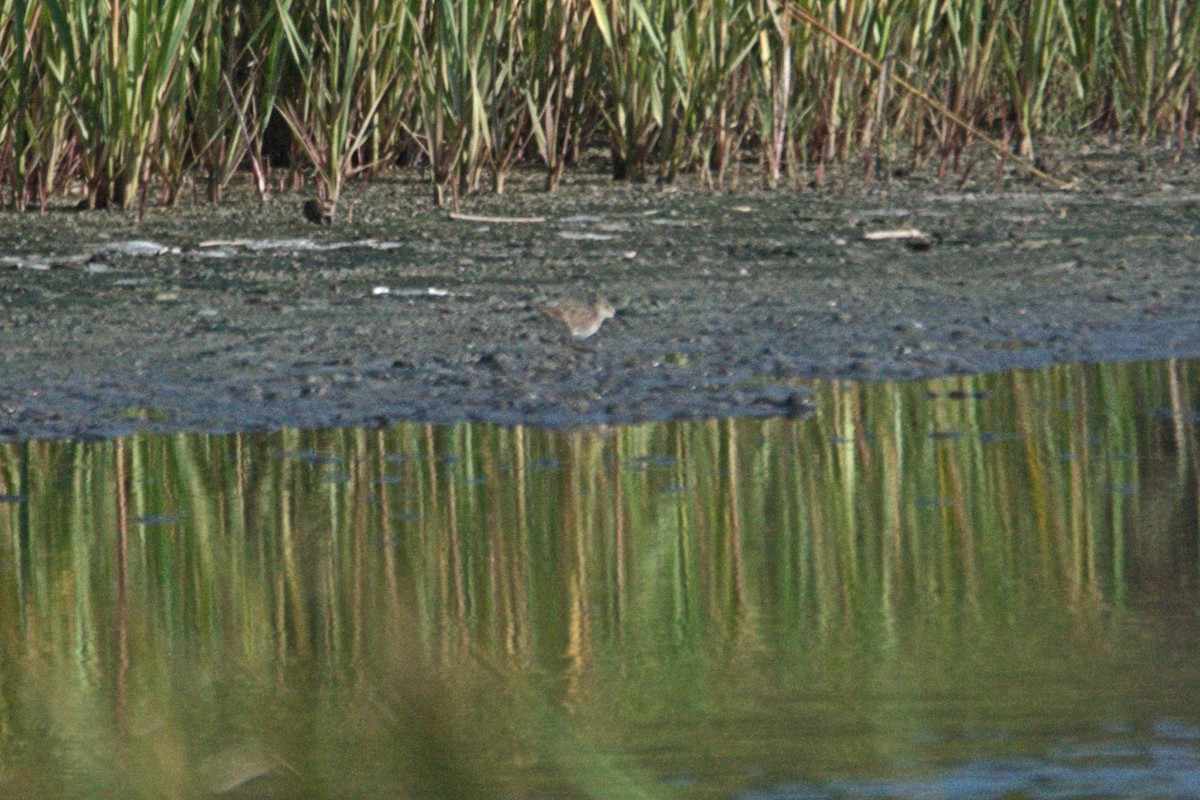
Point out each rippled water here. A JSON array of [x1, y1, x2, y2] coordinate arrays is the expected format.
[[0, 360, 1198, 798]]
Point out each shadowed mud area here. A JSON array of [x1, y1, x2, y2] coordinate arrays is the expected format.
[[2, 146, 1199, 440]]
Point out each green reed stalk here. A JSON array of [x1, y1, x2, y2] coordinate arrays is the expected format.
[[0, 0, 28, 207], [42, 0, 199, 209], [936, 0, 1006, 157], [1112, 0, 1166, 136], [523, 0, 596, 192], [276, 0, 408, 219], [408, 0, 520, 206], [1110, 0, 1200, 141], [852, 0, 899, 177], [751, 0, 794, 185], [0, 0, 77, 211], [481, 5, 532, 195], [1059, 0, 1109, 127], [806, 0, 904, 177], [658, 0, 764, 185], [998, 0, 1070, 158], [816, 0, 857, 170], [589, 0, 667, 181], [191, 0, 285, 203]]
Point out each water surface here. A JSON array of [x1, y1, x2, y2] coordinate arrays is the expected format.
[[1, 360, 1199, 798]]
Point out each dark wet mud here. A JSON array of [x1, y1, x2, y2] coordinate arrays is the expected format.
[[2, 145, 1200, 440]]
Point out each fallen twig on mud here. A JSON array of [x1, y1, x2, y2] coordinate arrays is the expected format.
[[448, 212, 547, 224], [863, 229, 929, 241]]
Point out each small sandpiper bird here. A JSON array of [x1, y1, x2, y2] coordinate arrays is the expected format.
[[539, 297, 616, 339]]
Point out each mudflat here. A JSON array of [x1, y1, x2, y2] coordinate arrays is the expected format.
[[2, 146, 1199, 441]]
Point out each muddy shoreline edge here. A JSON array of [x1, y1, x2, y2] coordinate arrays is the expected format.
[[2, 153, 1199, 442]]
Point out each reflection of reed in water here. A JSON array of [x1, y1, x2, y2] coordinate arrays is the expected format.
[[0, 362, 1192, 650], [0, 360, 1197, 795]]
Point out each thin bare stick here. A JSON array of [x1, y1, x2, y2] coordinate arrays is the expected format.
[[863, 228, 927, 241], [448, 212, 547, 224]]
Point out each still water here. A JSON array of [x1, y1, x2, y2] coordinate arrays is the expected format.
[[1, 360, 1199, 799]]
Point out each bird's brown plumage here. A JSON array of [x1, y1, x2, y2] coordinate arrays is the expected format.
[[539, 297, 615, 338]]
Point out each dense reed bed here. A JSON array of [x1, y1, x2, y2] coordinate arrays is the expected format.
[[2, 0, 1199, 215]]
